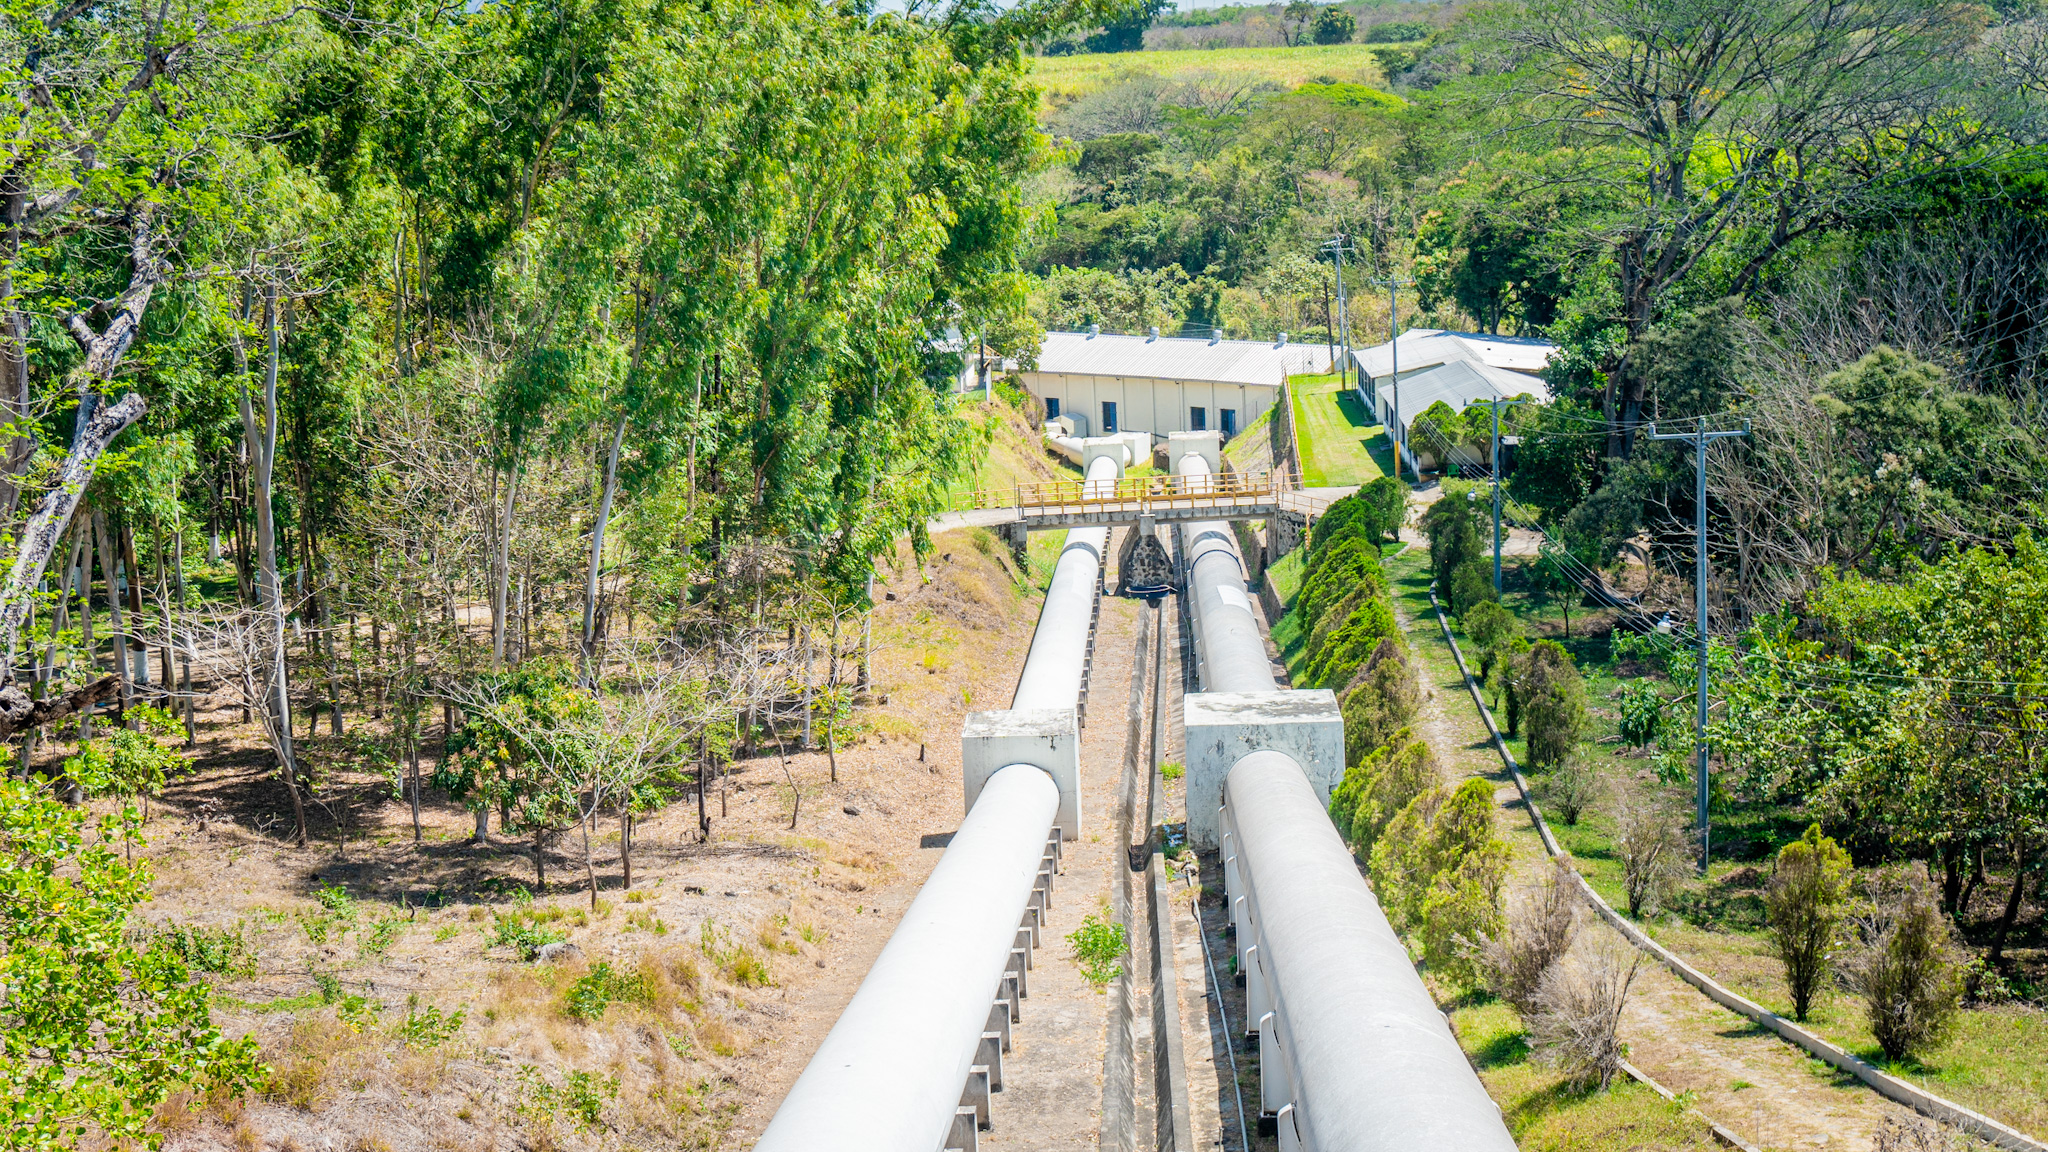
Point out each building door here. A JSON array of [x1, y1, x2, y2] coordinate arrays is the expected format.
[[1220, 408, 1238, 440], [1189, 406, 1206, 431], [1102, 401, 1117, 433], [1046, 397, 1061, 421]]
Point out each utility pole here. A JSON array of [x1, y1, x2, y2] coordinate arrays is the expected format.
[[1482, 398, 1533, 593], [1644, 420, 1750, 871], [1365, 271, 1413, 481]]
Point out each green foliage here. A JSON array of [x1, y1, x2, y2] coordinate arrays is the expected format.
[[1517, 641, 1588, 769], [1765, 825, 1852, 1021], [1338, 639, 1420, 762], [517, 1064, 619, 1132], [492, 916, 569, 961], [150, 923, 257, 981], [1067, 913, 1128, 988], [563, 961, 653, 1022], [64, 705, 186, 807], [0, 779, 262, 1149], [1846, 868, 1962, 1061], [395, 998, 467, 1050], [1310, 7, 1357, 45], [1303, 595, 1400, 688], [1447, 558, 1497, 617], [1421, 493, 1485, 584], [1329, 728, 1437, 859], [1365, 20, 1430, 42], [1368, 778, 1503, 935]]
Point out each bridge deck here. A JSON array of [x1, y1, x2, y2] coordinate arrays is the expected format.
[[950, 471, 1332, 531]]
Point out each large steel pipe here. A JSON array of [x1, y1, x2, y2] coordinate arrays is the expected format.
[[1174, 451, 1275, 694], [753, 763, 1060, 1152], [1012, 452, 1117, 711], [1222, 752, 1516, 1151]]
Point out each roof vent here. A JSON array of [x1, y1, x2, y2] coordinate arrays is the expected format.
[[1088, 323, 1099, 339], [1210, 328, 1222, 345], [1148, 326, 1159, 342], [1276, 332, 1288, 348]]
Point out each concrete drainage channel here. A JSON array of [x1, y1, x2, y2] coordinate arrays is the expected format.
[[1428, 584, 2048, 1152]]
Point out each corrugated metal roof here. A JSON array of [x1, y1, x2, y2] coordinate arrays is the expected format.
[[1351, 329, 1555, 380], [1385, 358, 1551, 431], [1034, 331, 1335, 386]]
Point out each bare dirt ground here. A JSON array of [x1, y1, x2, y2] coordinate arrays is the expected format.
[[1390, 558, 1928, 1152], [106, 525, 1083, 1152]]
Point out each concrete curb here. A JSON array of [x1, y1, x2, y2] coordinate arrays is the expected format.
[[1427, 585, 2048, 1152], [1618, 1061, 1762, 1152]]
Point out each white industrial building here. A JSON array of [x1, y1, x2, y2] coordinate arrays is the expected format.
[[1349, 330, 1555, 475], [1019, 326, 1334, 442]]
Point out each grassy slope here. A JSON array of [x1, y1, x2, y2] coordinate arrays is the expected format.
[[1027, 42, 1394, 110], [1289, 372, 1393, 486], [1418, 550, 2048, 1141]]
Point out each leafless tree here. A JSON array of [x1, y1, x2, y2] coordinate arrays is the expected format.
[[1611, 782, 1692, 918], [1474, 857, 1582, 1015], [1528, 936, 1643, 1091]]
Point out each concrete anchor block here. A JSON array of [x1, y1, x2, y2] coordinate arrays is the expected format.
[[1001, 971, 1022, 1015], [1007, 947, 1030, 998], [1259, 1016, 1291, 1117], [978, 1031, 1005, 1091], [1183, 690, 1343, 849], [1035, 867, 1055, 908], [948, 1106, 981, 1152], [1275, 1104, 1304, 1152], [1020, 906, 1041, 949], [1014, 926, 1034, 969], [963, 710, 1082, 841], [963, 1066, 993, 1129]]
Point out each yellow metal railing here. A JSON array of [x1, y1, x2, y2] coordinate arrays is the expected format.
[[953, 469, 1292, 514]]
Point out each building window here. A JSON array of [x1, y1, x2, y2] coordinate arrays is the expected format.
[[1189, 407, 1206, 431], [1046, 397, 1061, 421], [1220, 408, 1238, 439], [1102, 401, 1118, 433]]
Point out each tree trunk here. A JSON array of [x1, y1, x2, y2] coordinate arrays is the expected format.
[[237, 284, 301, 845], [533, 825, 546, 891], [580, 415, 626, 684], [1988, 844, 2028, 965], [581, 806, 598, 910], [120, 521, 146, 688], [620, 808, 633, 890], [491, 459, 521, 670], [92, 511, 130, 718], [409, 734, 421, 844], [1959, 843, 1985, 918]]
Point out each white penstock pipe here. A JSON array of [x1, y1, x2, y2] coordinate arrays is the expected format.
[[1174, 451, 1275, 695], [752, 763, 1059, 1152], [1225, 752, 1517, 1151], [1011, 451, 1118, 711]]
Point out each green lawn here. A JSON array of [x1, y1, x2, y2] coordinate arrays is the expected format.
[[1289, 372, 1394, 486], [1027, 42, 1397, 111]]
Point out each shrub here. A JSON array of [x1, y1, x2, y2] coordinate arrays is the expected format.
[[1067, 914, 1127, 988], [1474, 858, 1581, 1014], [1617, 680, 1666, 749], [1765, 824, 1852, 1021], [1328, 729, 1437, 859], [1420, 843, 1509, 986], [492, 916, 568, 961], [1369, 778, 1500, 935], [1528, 939, 1642, 1090], [1612, 784, 1692, 917], [1304, 585, 1368, 672], [1448, 558, 1496, 616], [395, 998, 466, 1048], [563, 961, 653, 1021], [1365, 19, 1430, 42], [1518, 641, 1588, 769], [1459, 600, 1516, 682], [1421, 491, 1484, 582], [1362, 475, 1406, 544], [1304, 596, 1399, 688], [1541, 753, 1597, 826], [1299, 536, 1387, 628], [1845, 867, 1961, 1061], [154, 923, 257, 979], [1310, 493, 1367, 553], [1339, 639, 1419, 762]]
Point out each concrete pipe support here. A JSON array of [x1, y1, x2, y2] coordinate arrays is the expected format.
[[753, 763, 1060, 1152]]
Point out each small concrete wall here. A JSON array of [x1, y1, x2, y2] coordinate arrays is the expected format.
[[963, 707, 1083, 840], [1183, 690, 1342, 849], [1168, 430, 1221, 474]]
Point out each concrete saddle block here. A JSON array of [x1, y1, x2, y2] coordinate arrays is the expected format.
[[962, 707, 1082, 841], [1183, 689, 1342, 850]]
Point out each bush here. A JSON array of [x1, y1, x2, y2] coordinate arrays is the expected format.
[[1067, 914, 1127, 988], [1421, 491, 1484, 582], [1329, 728, 1437, 859], [1765, 824, 1852, 1021], [1529, 939, 1642, 1090], [1611, 784, 1692, 917], [563, 961, 653, 1021], [1420, 845, 1509, 986], [1339, 639, 1419, 762], [1304, 596, 1399, 688], [1369, 778, 1499, 934], [1365, 19, 1430, 42], [493, 916, 569, 961], [1845, 867, 1962, 1061], [1362, 475, 1406, 545], [1459, 600, 1516, 682], [1310, 494, 1367, 553], [1448, 558, 1496, 616], [1617, 680, 1665, 749], [1518, 640, 1587, 769], [1299, 536, 1386, 628], [1475, 859, 1580, 1014], [1541, 753, 1597, 826]]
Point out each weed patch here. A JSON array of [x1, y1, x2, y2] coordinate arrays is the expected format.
[[1067, 914, 1127, 988]]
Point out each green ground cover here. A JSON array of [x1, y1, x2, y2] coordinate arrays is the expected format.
[[1447, 998, 1720, 1151], [1027, 42, 1396, 110], [1408, 540, 2048, 1143], [1288, 372, 1394, 486]]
